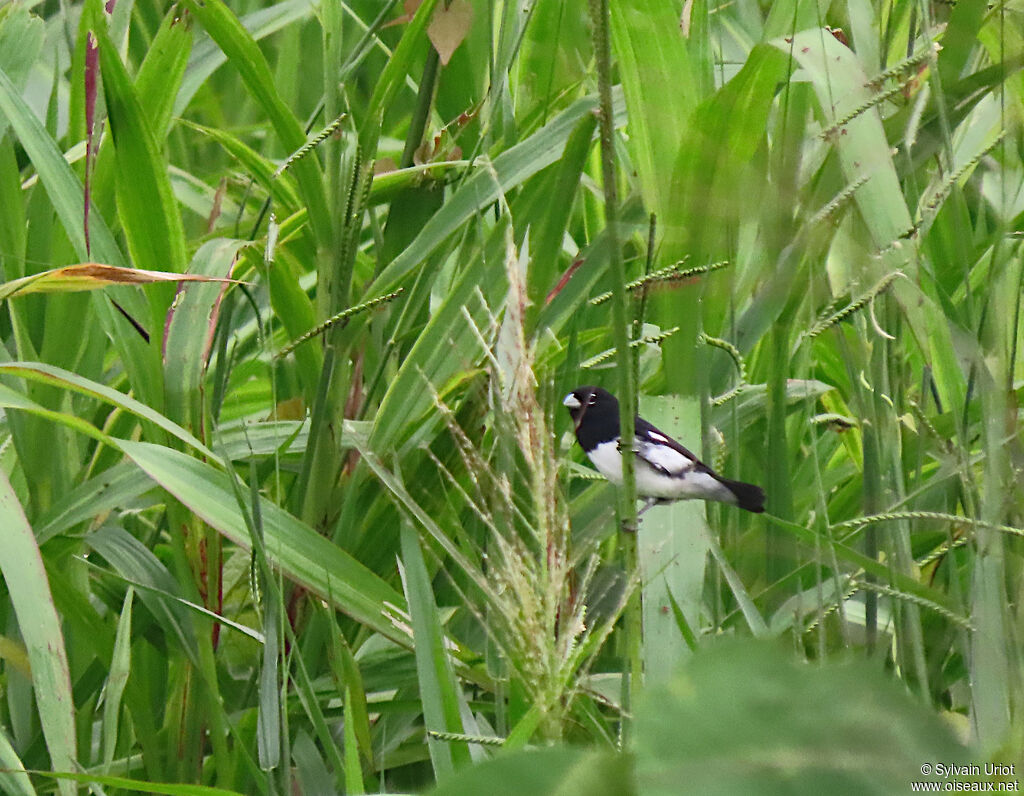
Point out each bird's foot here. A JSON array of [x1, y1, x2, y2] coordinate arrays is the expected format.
[[637, 497, 658, 517]]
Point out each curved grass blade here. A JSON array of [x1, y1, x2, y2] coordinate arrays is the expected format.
[[34, 770, 246, 796], [0, 725, 33, 796], [115, 439, 409, 643], [0, 471, 76, 796], [0, 362, 214, 455]]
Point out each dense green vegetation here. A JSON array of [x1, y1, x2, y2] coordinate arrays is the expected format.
[[0, 0, 1021, 792]]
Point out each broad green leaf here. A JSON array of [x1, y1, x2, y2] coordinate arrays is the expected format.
[[0, 380, 110, 447], [0, 3, 43, 142], [115, 439, 409, 642], [175, 0, 320, 115], [134, 5, 195, 140], [360, 0, 439, 154], [431, 747, 632, 796], [771, 30, 968, 425], [0, 60, 160, 406], [610, 0, 701, 221], [368, 222, 511, 451], [637, 396, 712, 679], [633, 641, 974, 794], [523, 111, 597, 316]]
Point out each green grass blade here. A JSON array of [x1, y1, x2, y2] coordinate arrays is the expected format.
[[85, 526, 201, 667], [181, 121, 303, 209], [637, 397, 710, 679], [35, 462, 156, 543], [706, 534, 770, 638], [102, 587, 134, 770], [399, 521, 471, 778], [92, 18, 188, 277], [0, 470, 76, 796], [0, 725, 34, 796], [175, 0, 320, 115], [37, 770, 246, 796], [162, 239, 246, 429], [134, 5, 195, 140], [0, 3, 43, 141]]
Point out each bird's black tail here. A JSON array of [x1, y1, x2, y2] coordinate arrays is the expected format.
[[719, 477, 766, 513]]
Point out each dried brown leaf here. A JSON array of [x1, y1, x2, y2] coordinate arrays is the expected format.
[[0, 263, 244, 300], [428, 0, 472, 65]]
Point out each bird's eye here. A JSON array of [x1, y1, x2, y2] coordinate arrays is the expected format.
[[587, 394, 598, 405]]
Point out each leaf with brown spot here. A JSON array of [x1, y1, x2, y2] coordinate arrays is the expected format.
[[0, 263, 245, 300], [428, 0, 472, 65]]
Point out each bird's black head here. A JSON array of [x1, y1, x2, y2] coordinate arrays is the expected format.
[[563, 386, 620, 446]]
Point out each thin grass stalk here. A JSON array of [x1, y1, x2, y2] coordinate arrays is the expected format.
[[827, 323, 879, 651], [400, 47, 440, 169], [297, 145, 371, 530], [766, 322, 795, 591], [876, 297, 928, 697], [587, 0, 641, 740], [861, 413, 881, 651]]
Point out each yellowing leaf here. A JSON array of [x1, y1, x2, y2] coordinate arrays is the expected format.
[[0, 263, 244, 300], [428, 0, 472, 66]]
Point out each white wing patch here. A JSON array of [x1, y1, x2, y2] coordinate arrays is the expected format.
[[634, 437, 692, 476]]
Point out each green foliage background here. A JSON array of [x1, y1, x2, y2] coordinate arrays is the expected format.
[[0, 0, 1021, 792]]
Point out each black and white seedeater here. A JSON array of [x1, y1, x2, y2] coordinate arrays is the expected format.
[[563, 386, 766, 514]]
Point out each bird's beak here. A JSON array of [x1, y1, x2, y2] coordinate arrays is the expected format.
[[563, 392, 585, 430]]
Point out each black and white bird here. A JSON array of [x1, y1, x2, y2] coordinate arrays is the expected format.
[[563, 386, 765, 514]]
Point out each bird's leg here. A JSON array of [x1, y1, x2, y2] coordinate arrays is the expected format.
[[637, 497, 658, 516]]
